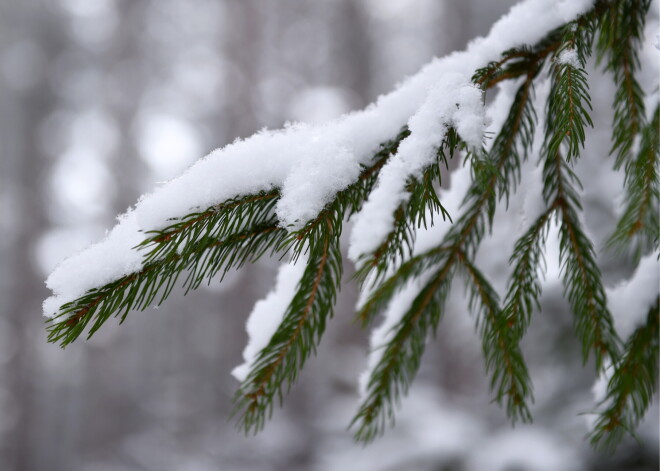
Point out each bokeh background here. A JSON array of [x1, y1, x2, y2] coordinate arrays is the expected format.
[[0, 1, 658, 470]]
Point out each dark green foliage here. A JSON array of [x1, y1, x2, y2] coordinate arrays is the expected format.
[[353, 249, 457, 442], [459, 253, 533, 424], [546, 22, 594, 161], [608, 106, 660, 257], [46, 0, 658, 451], [234, 202, 344, 433], [543, 153, 620, 368], [354, 129, 456, 286], [231, 129, 420, 432], [595, 0, 650, 168], [541, 19, 620, 369], [352, 70, 544, 440], [47, 192, 287, 347], [499, 211, 553, 419], [590, 298, 659, 450]]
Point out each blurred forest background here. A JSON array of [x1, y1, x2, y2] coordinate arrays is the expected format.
[[0, 1, 657, 470]]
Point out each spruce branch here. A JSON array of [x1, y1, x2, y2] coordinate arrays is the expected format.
[[473, 47, 533, 90], [139, 191, 281, 265], [544, 151, 621, 369], [355, 48, 549, 290], [437, 73, 543, 411], [496, 16, 599, 403], [497, 209, 557, 418], [352, 250, 457, 442], [234, 206, 343, 434], [357, 245, 452, 327], [502, 210, 553, 346], [595, 0, 651, 168], [42, 0, 658, 452], [457, 251, 533, 423], [47, 221, 286, 346], [557, 205, 619, 369], [589, 297, 659, 450], [608, 105, 660, 256], [541, 21, 621, 368], [354, 129, 457, 286], [546, 22, 594, 162], [46, 128, 405, 347], [353, 69, 544, 440], [231, 133, 413, 432], [472, 34, 562, 92]]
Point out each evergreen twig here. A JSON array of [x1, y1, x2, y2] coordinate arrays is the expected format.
[[590, 297, 659, 450]]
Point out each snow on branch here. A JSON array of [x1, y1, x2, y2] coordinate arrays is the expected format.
[[232, 260, 306, 383], [44, 0, 596, 318]]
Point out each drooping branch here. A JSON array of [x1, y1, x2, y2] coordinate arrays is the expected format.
[[590, 297, 659, 450]]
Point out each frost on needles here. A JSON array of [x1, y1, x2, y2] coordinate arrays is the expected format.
[[44, 0, 659, 450]]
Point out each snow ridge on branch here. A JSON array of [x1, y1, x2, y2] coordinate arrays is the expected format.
[[44, 0, 595, 317]]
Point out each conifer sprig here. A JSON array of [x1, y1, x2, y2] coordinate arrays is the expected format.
[[502, 210, 553, 346], [354, 129, 457, 286], [472, 40, 557, 92], [475, 42, 550, 213], [546, 23, 594, 162], [232, 131, 413, 432], [595, 0, 650, 168], [590, 297, 659, 450], [352, 67, 544, 440], [542, 23, 620, 369], [139, 191, 280, 265], [608, 105, 660, 256], [497, 209, 555, 417], [46, 128, 406, 347], [544, 152, 620, 369], [47, 220, 286, 346], [352, 250, 457, 442], [234, 204, 344, 434], [457, 251, 533, 423]]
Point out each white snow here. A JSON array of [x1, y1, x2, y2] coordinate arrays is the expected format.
[[45, 0, 597, 318], [557, 48, 580, 68], [607, 253, 659, 340], [318, 386, 484, 471], [348, 74, 485, 261], [276, 136, 360, 227], [556, 0, 594, 22], [590, 359, 612, 404], [43, 211, 144, 318], [467, 428, 582, 471], [231, 261, 306, 382], [453, 83, 487, 149]]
